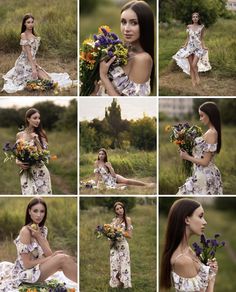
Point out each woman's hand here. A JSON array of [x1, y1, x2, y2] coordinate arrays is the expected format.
[[208, 258, 218, 278], [179, 149, 190, 160], [203, 46, 208, 50], [30, 133, 39, 140], [32, 68, 38, 79], [27, 225, 42, 240], [99, 56, 116, 79], [16, 160, 30, 170]]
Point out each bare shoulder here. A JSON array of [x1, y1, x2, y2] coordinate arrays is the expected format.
[[171, 253, 197, 278], [19, 226, 31, 244], [21, 32, 27, 40], [16, 131, 24, 140], [187, 24, 192, 29], [94, 160, 99, 167], [204, 129, 217, 144], [129, 52, 153, 83], [126, 216, 132, 224]]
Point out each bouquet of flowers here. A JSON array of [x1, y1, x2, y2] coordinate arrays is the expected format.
[[80, 25, 128, 96], [95, 224, 123, 248], [19, 278, 76, 292], [25, 79, 58, 91], [166, 123, 202, 176], [192, 233, 225, 265]]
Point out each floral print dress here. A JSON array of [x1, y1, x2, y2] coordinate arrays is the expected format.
[[2, 37, 73, 93], [109, 219, 132, 288], [19, 138, 52, 195], [177, 137, 223, 195], [96, 66, 151, 96], [172, 25, 211, 75], [0, 226, 47, 291], [94, 166, 117, 189]]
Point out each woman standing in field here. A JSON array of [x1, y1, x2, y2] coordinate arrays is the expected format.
[[95, 0, 155, 96], [0, 197, 77, 291], [16, 108, 52, 195], [94, 148, 153, 188], [2, 13, 73, 93], [160, 198, 218, 292], [172, 12, 211, 87], [177, 101, 222, 195], [109, 201, 132, 288]]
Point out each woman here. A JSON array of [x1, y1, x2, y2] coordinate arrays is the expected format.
[[177, 101, 222, 195], [94, 148, 153, 188], [16, 108, 52, 195], [0, 197, 77, 291], [2, 13, 73, 94], [96, 0, 155, 96], [160, 198, 218, 292], [110, 201, 132, 288], [172, 12, 211, 87]]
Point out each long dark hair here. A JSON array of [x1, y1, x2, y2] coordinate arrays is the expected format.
[[113, 201, 128, 230], [25, 197, 47, 227], [25, 108, 48, 147], [191, 12, 202, 25], [121, 0, 155, 90], [199, 101, 221, 153], [21, 14, 35, 35], [160, 199, 201, 289], [97, 148, 108, 163]]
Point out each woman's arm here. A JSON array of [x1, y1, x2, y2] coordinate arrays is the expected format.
[[105, 162, 116, 177], [200, 26, 207, 49], [21, 33, 38, 79], [19, 227, 52, 269], [123, 217, 132, 239], [28, 225, 53, 256]]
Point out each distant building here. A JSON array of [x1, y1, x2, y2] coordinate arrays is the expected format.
[[226, 0, 236, 10], [159, 98, 193, 118]]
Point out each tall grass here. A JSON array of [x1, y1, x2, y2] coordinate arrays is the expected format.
[[0, 0, 77, 59], [159, 18, 236, 78], [80, 204, 156, 292], [159, 122, 236, 194], [0, 128, 77, 194], [0, 197, 77, 262], [159, 200, 236, 292]]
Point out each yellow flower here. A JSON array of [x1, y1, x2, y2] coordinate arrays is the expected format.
[[83, 38, 94, 47], [98, 25, 111, 34], [165, 125, 171, 132]]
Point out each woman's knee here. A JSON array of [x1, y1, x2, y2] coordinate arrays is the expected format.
[[54, 253, 70, 266]]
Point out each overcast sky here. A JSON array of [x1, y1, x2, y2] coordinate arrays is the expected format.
[[0, 97, 73, 108], [79, 98, 157, 121]]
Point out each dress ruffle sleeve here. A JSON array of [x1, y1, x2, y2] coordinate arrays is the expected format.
[[202, 142, 217, 152], [14, 238, 38, 254], [20, 39, 31, 46]]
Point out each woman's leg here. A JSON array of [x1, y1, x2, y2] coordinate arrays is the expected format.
[[37, 67, 51, 80], [38, 253, 77, 283], [192, 55, 200, 84], [187, 54, 196, 86], [116, 174, 146, 186]]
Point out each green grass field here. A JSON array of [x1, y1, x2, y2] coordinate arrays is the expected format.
[[80, 150, 156, 195], [0, 127, 77, 194], [80, 204, 156, 292], [159, 18, 236, 96], [159, 198, 236, 292], [159, 122, 236, 194], [0, 197, 77, 262]]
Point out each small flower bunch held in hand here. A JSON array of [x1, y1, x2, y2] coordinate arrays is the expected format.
[[166, 123, 202, 175], [80, 25, 128, 96], [30, 223, 38, 230], [18, 278, 74, 292], [95, 224, 123, 248], [192, 233, 225, 265], [3, 140, 50, 166], [25, 79, 58, 91]]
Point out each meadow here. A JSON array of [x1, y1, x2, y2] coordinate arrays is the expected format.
[[159, 198, 236, 292], [0, 0, 77, 96], [80, 150, 156, 195], [159, 122, 236, 194], [0, 127, 77, 194], [80, 203, 156, 292], [159, 18, 236, 96], [0, 197, 77, 262]]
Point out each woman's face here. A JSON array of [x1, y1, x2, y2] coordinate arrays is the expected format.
[[24, 17, 34, 30], [27, 112, 40, 128], [98, 151, 106, 161], [115, 204, 124, 216], [186, 206, 207, 236], [199, 109, 210, 126], [29, 203, 45, 224], [192, 13, 199, 24], [120, 8, 140, 44]]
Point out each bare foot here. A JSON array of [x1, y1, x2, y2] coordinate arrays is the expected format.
[[147, 183, 155, 188]]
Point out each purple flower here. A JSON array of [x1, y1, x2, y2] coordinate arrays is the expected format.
[[210, 250, 215, 257], [3, 142, 12, 152], [111, 32, 118, 40], [108, 50, 114, 58], [221, 241, 226, 246], [101, 27, 108, 36], [214, 233, 220, 238]]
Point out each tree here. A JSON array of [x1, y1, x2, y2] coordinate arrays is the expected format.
[[57, 99, 77, 131], [80, 121, 97, 152]]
